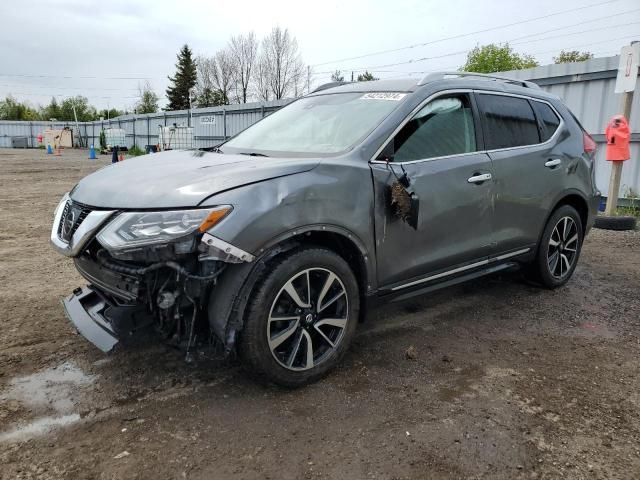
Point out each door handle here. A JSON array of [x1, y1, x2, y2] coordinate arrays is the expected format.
[[545, 159, 562, 168], [467, 173, 492, 184]]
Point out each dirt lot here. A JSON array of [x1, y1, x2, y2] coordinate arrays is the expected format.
[[0, 147, 639, 480]]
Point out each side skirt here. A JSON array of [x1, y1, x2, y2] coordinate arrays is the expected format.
[[367, 261, 520, 307]]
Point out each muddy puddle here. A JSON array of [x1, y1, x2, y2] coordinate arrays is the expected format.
[[0, 361, 96, 442]]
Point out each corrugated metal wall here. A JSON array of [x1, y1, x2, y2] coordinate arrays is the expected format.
[[499, 56, 639, 197], [0, 99, 292, 150]]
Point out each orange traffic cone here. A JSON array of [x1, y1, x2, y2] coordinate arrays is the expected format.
[[118, 153, 125, 161]]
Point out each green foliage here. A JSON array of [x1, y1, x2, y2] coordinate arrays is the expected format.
[[461, 43, 539, 73], [553, 50, 594, 64], [356, 71, 378, 82], [96, 108, 124, 120], [166, 44, 198, 111], [616, 187, 640, 218], [0, 95, 40, 120], [99, 130, 107, 150], [41, 97, 61, 120], [136, 82, 159, 114], [330, 70, 344, 82], [59, 96, 97, 121], [195, 87, 226, 107], [127, 145, 146, 157]]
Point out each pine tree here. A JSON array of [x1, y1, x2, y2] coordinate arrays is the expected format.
[[166, 45, 197, 111]]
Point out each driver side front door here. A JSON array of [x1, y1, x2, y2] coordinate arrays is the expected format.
[[370, 91, 495, 291]]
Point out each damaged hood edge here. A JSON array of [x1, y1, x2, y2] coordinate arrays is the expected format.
[[69, 150, 320, 209]]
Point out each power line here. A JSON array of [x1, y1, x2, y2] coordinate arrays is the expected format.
[[310, 0, 619, 67], [505, 7, 640, 42], [0, 73, 156, 80], [510, 21, 640, 46], [311, 27, 638, 75]]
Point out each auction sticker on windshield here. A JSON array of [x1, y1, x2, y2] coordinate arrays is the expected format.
[[360, 92, 407, 101]]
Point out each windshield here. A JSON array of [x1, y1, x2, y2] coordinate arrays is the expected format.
[[221, 92, 407, 157]]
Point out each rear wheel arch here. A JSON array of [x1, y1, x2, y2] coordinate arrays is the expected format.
[[540, 191, 589, 241], [555, 193, 589, 234]]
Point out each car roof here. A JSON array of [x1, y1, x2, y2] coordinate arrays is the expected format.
[[310, 72, 560, 104]]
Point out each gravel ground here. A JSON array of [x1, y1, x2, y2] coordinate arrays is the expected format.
[[0, 148, 639, 480]]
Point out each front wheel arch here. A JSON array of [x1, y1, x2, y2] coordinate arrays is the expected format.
[[207, 228, 371, 354]]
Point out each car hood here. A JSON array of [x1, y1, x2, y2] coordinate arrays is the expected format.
[[70, 150, 320, 209]]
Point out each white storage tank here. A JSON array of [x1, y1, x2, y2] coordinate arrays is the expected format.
[[104, 128, 126, 149], [158, 125, 194, 151]]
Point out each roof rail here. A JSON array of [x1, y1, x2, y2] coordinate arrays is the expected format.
[[311, 81, 351, 93], [417, 71, 540, 89]]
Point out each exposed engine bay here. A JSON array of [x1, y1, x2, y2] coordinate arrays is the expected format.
[[52, 194, 256, 360]]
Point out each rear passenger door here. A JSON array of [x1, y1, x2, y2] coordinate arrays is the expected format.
[[475, 92, 566, 256]]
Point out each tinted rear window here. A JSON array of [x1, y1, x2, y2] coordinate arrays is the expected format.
[[477, 94, 540, 149], [531, 101, 561, 142]]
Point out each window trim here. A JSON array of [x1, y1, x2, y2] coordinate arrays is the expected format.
[[473, 91, 565, 154], [370, 89, 565, 166]]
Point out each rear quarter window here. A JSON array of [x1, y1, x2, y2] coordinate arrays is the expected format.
[[477, 94, 540, 150], [531, 101, 561, 142]]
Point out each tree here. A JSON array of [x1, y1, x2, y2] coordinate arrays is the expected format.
[[255, 54, 272, 102], [229, 32, 258, 103], [59, 96, 97, 121], [461, 43, 538, 73], [553, 50, 594, 64], [96, 108, 124, 120], [41, 97, 61, 120], [357, 71, 378, 82], [213, 50, 234, 104], [261, 27, 306, 100], [0, 96, 39, 120], [194, 52, 233, 107], [136, 81, 159, 114], [331, 70, 344, 82], [166, 44, 198, 110]]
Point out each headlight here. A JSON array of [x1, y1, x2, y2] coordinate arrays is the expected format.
[[96, 206, 232, 250]]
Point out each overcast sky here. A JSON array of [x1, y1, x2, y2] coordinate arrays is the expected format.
[[1, 0, 638, 110]]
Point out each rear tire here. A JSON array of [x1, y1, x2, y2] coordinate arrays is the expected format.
[[530, 205, 583, 289], [238, 247, 359, 387]]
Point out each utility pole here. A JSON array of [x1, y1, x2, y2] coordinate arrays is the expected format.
[[605, 41, 639, 216]]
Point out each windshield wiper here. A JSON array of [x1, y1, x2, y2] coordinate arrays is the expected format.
[[238, 152, 269, 157]]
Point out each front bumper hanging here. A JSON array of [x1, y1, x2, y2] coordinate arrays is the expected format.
[[62, 286, 119, 352], [62, 286, 154, 352]]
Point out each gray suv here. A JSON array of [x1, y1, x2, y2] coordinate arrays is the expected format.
[[51, 72, 599, 386]]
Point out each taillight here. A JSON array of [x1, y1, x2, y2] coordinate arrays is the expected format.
[[583, 132, 596, 154]]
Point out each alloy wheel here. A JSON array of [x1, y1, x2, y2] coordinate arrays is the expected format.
[[547, 216, 579, 280], [267, 268, 349, 371]]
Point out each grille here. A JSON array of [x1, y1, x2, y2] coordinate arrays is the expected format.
[[58, 201, 92, 243]]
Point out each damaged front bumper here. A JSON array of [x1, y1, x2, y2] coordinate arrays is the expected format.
[[62, 286, 155, 352], [62, 286, 120, 352]]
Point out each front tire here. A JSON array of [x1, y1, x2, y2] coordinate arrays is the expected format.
[[531, 205, 584, 289], [238, 247, 360, 387]]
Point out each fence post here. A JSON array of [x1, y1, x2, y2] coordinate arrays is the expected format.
[[29, 121, 33, 148], [132, 117, 136, 149], [147, 116, 150, 149], [223, 109, 227, 140], [261, 105, 265, 118]]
